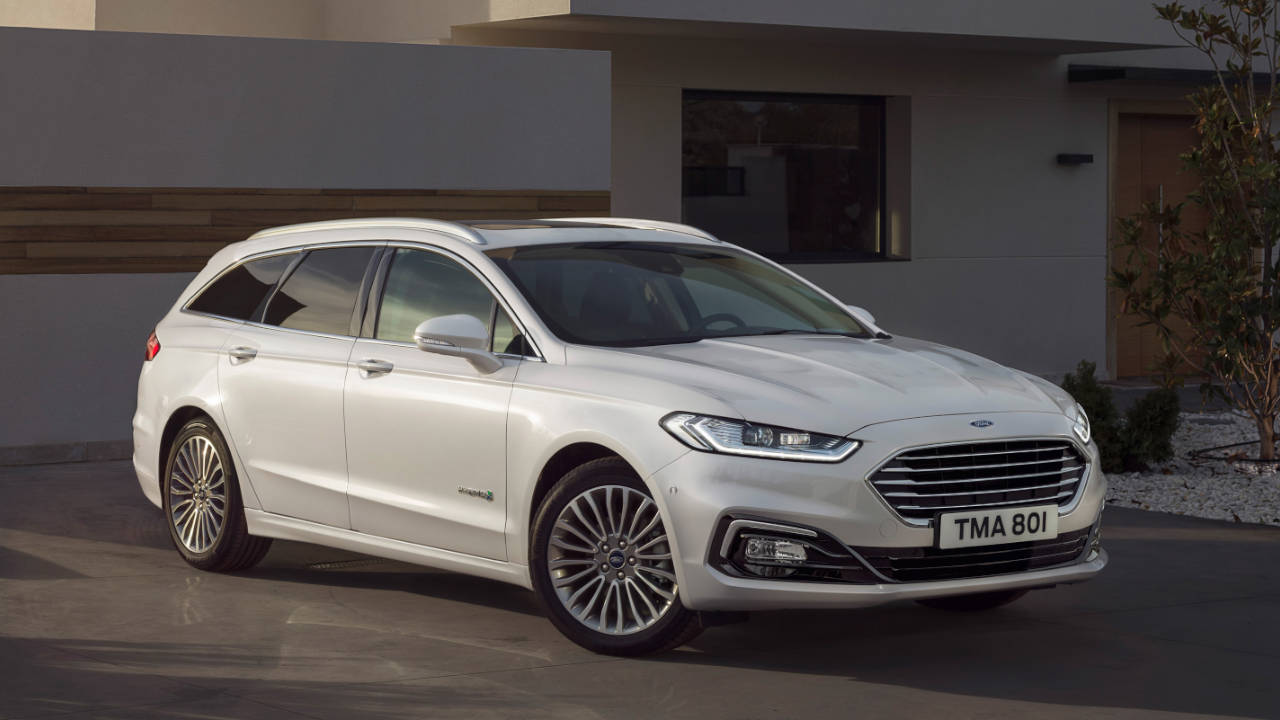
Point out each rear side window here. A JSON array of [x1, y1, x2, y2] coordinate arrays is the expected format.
[[187, 253, 294, 320], [263, 247, 376, 335]]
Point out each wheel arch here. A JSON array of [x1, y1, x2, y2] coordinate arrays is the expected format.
[[528, 441, 624, 536], [158, 406, 213, 495], [516, 429, 687, 571]]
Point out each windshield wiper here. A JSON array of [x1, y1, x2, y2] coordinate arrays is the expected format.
[[726, 329, 868, 339]]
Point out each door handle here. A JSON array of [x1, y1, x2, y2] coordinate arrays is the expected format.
[[357, 358, 394, 377], [228, 346, 257, 362]]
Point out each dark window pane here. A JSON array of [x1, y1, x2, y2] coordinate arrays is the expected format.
[[187, 253, 295, 320], [263, 247, 375, 335], [491, 307, 529, 355], [487, 242, 867, 347], [682, 91, 884, 261], [376, 249, 495, 343]]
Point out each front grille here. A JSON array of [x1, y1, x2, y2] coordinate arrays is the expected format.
[[855, 527, 1092, 582], [868, 439, 1087, 524]]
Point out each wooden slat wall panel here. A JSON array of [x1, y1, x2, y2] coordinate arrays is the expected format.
[[0, 187, 610, 274]]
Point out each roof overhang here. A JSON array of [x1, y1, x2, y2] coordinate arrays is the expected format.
[[461, 1, 1181, 54], [1069, 64, 1276, 86]]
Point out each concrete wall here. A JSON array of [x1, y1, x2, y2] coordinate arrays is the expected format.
[[0, 27, 610, 452], [0, 273, 194, 448], [0, 27, 610, 189], [462, 28, 1113, 379]]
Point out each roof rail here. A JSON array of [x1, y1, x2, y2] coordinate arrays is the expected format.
[[249, 217, 487, 245], [551, 217, 723, 243]]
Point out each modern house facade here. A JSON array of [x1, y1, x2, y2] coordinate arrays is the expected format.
[[0, 1, 1211, 460]]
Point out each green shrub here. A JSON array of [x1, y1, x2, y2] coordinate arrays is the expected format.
[[1060, 361, 1180, 473]]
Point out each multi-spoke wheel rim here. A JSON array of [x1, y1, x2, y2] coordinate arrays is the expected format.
[[547, 485, 677, 635], [168, 435, 227, 554]]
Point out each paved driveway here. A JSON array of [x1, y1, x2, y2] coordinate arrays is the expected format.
[[2, 460, 1278, 720]]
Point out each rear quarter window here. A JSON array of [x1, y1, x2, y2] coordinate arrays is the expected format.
[[187, 253, 295, 320]]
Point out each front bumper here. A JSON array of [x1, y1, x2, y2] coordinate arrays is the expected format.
[[648, 411, 1108, 611]]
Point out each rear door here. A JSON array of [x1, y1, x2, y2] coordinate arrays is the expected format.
[[344, 246, 533, 559], [218, 244, 380, 528]]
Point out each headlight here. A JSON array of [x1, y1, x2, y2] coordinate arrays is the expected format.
[[1072, 403, 1091, 444], [660, 412, 860, 462]]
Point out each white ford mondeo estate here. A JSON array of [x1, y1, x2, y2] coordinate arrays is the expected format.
[[133, 217, 1107, 655]]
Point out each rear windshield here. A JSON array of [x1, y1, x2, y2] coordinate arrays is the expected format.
[[484, 242, 867, 347]]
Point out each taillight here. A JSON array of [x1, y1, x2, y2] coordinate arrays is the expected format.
[[145, 331, 161, 361]]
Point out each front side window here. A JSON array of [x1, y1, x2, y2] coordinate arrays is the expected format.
[[187, 253, 295, 320], [683, 90, 885, 262], [263, 246, 376, 335], [485, 242, 868, 347], [375, 248, 529, 355]]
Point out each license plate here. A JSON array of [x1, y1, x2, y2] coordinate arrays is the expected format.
[[937, 504, 1058, 549]]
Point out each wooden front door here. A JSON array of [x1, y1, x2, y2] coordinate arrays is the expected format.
[[1112, 113, 1204, 378]]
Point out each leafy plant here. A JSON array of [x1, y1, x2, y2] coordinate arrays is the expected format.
[[1111, 1, 1280, 458], [1061, 361, 1180, 472]]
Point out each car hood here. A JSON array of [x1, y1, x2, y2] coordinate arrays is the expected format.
[[572, 334, 1068, 436]]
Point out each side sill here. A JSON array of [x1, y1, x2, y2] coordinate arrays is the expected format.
[[244, 509, 533, 590]]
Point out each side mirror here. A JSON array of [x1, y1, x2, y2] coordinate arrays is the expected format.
[[413, 314, 503, 374], [846, 304, 890, 338], [845, 304, 876, 326]]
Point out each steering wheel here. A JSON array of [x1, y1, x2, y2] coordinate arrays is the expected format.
[[696, 313, 747, 332]]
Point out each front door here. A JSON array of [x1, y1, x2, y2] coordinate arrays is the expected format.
[[344, 246, 529, 560], [1112, 113, 1205, 378]]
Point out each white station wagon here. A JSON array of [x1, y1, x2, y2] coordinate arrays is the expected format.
[[133, 217, 1107, 655]]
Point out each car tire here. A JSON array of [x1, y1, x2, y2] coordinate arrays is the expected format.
[[162, 418, 271, 572], [530, 457, 703, 656], [915, 589, 1029, 611]]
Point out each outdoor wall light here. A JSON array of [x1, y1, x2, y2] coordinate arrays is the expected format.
[[1056, 153, 1095, 166]]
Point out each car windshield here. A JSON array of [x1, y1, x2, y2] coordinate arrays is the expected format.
[[484, 242, 870, 347]]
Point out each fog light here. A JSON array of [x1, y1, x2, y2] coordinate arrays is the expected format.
[[743, 536, 808, 565]]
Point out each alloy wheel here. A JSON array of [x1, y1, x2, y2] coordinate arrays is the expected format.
[[168, 435, 228, 554], [546, 485, 677, 635]]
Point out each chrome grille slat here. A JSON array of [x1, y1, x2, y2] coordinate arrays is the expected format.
[[879, 454, 1073, 472], [880, 477, 1078, 498], [894, 490, 1073, 512], [868, 439, 1087, 523], [893, 446, 1077, 461], [873, 466, 1082, 487]]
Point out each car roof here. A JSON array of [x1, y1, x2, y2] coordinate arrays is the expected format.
[[234, 217, 724, 255]]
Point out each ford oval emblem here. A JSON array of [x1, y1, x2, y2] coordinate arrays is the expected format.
[[970, 419, 994, 428]]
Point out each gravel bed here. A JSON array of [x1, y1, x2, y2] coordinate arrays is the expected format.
[[1106, 411, 1280, 526]]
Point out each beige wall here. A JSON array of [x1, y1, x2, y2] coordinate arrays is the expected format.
[[0, 0, 95, 30], [0, 0, 569, 43], [96, 0, 325, 39]]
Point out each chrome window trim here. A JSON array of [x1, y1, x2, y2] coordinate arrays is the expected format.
[[181, 237, 544, 361], [862, 434, 1092, 529], [180, 240, 381, 319]]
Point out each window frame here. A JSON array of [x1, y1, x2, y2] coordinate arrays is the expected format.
[[181, 250, 303, 324], [257, 245, 383, 337], [183, 239, 542, 359], [682, 88, 892, 264], [183, 241, 381, 340], [361, 242, 543, 361]]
